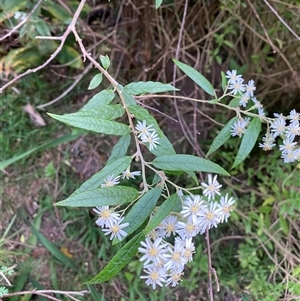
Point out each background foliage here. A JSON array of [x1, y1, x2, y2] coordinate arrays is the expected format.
[[1, 0, 300, 300]]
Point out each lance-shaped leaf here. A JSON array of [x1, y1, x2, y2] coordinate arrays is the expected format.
[[143, 193, 179, 234], [55, 186, 139, 207], [72, 105, 125, 120], [113, 187, 162, 244], [173, 60, 215, 96], [124, 81, 178, 95], [150, 134, 176, 156], [86, 232, 144, 284], [48, 112, 130, 136], [82, 89, 115, 111], [152, 154, 229, 175], [232, 117, 261, 168], [206, 116, 238, 157], [221, 71, 227, 92], [72, 156, 132, 195], [107, 134, 131, 164]]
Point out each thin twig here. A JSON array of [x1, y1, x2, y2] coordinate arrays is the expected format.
[[246, 0, 277, 53], [1, 289, 89, 301], [205, 229, 214, 301], [37, 61, 93, 109], [262, 0, 300, 42], [172, 0, 196, 150], [0, 0, 44, 41], [0, 0, 87, 94]]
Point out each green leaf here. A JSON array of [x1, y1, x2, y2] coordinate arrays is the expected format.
[[124, 81, 178, 95], [88, 73, 103, 90], [42, 1, 71, 22], [150, 134, 176, 156], [186, 170, 199, 185], [86, 232, 144, 284], [72, 156, 132, 194], [55, 186, 139, 207], [79, 105, 125, 120], [232, 117, 261, 168], [100, 55, 110, 70], [113, 187, 162, 244], [173, 60, 215, 96], [221, 71, 227, 91], [120, 90, 137, 106], [0, 130, 83, 170], [82, 89, 115, 111], [107, 135, 131, 165], [206, 117, 238, 157], [48, 112, 130, 136], [31, 225, 76, 270], [144, 193, 179, 234], [152, 154, 229, 175], [156, 0, 163, 9], [228, 97, 241, 108], [279, 214, 289, 235], [56, 45, 83, 69]]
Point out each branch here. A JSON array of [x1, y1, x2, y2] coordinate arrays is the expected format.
[[0, 0, 87, 94], [0, 0, 44, 42]]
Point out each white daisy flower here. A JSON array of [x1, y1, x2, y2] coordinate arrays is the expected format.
[[138, 237, 168, 266], [122, 168, 141, 179], [259, 133, 276, 151], [175, 237, 195, 263], [197, 202, 222, 232], [270, 118, 286, 138], [166, 268, 184, 287], [245, 79, 256, 97], [142, 131, 160, 151], [217, 193, 235, 223], [230, 118, 248, 138], [286, 122, 300, 141], [279, 137, 297, 154], [181, 195, 204, 223], [157, 215, 179, 237], [93, 206, 120, 228], [289, 109, 300, 126], [225, 70, 243, 84], [135, 120, 155, 139], [239, 94, 250, 107], [102, 217, 129, 240], [281, 150, 299, 163], [101, 174, 120, 187], [176, 217, 200, 239], [201, 174, 222, 201], [228, 78, 246, 95], [164, 244, 185, 271], [140, 266, 167, 289]]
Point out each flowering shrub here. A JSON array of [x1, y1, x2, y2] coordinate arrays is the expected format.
[[48, 55, 299, 292]]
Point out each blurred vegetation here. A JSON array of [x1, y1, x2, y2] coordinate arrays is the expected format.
[[1, 0, 300, 300]]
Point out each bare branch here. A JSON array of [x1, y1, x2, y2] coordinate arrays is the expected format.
[[0, 0, 44, 42], [0, 0, 87, 94]]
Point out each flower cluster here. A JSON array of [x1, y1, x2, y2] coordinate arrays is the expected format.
[[135, 120, 160, 151], [93, 206, 129, 240], [93, 168, 141, 239], [261, 110, 300, 163], [226, 70, 299, 163], [138, 175, 235, 289]]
